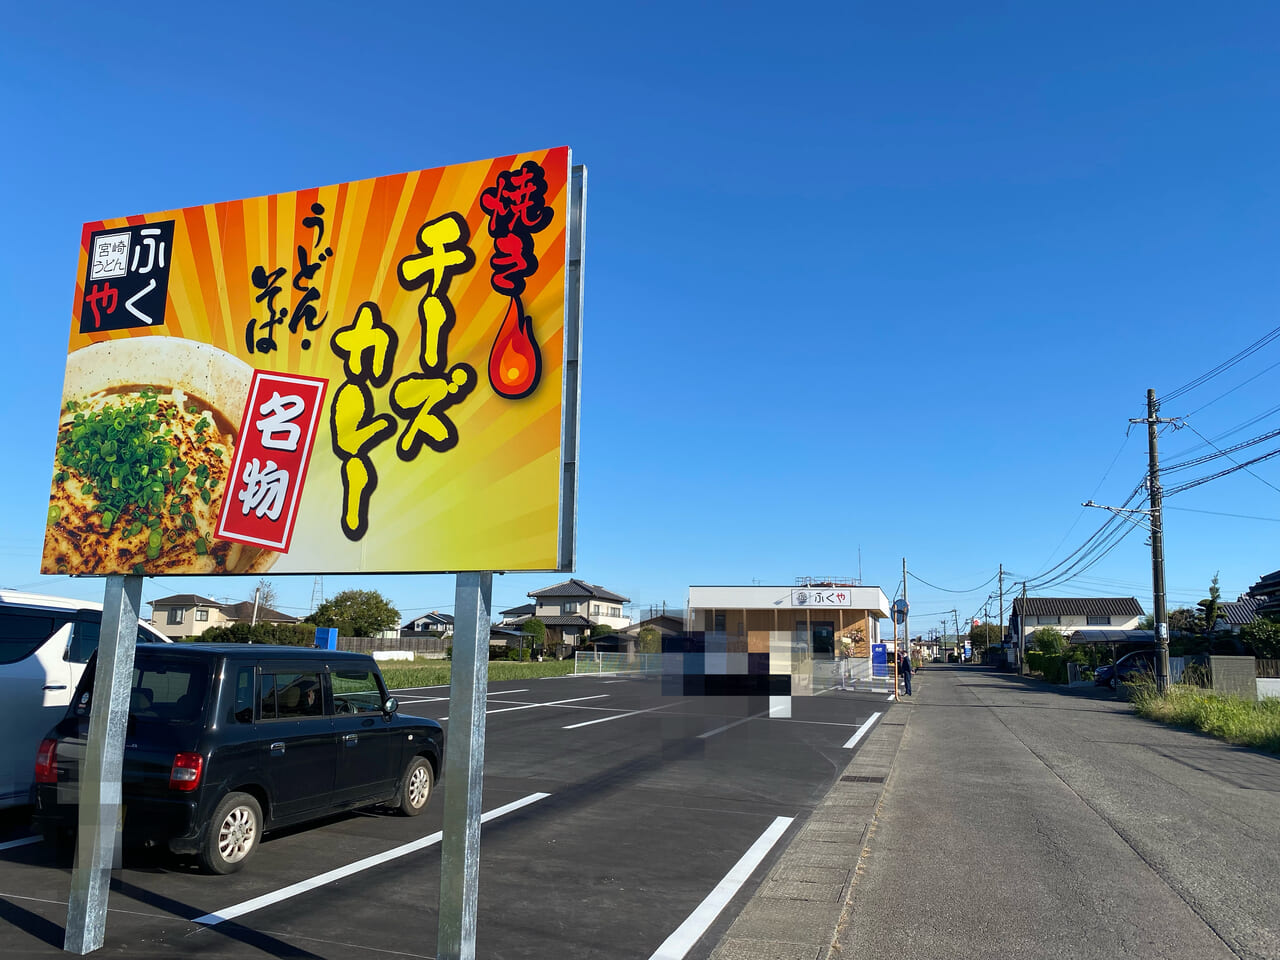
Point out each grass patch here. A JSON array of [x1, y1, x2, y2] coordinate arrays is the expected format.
[[381, 658, 575, 690], [1129, 681, 1280, 754]]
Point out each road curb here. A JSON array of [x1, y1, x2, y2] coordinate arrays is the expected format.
[[708, 700, 912, 960]]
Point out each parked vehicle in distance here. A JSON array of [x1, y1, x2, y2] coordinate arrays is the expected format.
[[34, 644, 444, 874], [0, 590, 168, 810], [1094, 648, 1157, 690]]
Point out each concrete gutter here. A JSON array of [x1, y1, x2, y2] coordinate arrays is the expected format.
[[709, 704, 911, 960]]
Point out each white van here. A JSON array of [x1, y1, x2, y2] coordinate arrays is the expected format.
[[0, 589, 168, 809]]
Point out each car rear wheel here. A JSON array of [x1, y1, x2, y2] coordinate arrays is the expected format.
[[200, 792, 262, 874], [395, 757, 433, 817]]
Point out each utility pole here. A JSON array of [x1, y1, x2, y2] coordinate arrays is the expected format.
[[902, 557, 910, 664], [1131, 388, 1172, 692], [1019, 582, 1028, 675], [251, 586, 261, 627], [998, 564, 1004, 665]]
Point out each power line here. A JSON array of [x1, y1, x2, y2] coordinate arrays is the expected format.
[[1175, 423, 1280, 496], [1161, 321, 1280, 403], [1184, 355, 1280, 417], [1164, 444, 1280, 497], [1164, 505, 1280, 522], [906, 569, 998, 594], [1162, 424, 1280, 476]]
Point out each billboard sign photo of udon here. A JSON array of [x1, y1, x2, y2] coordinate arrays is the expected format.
[[43, 147, 583, 577]]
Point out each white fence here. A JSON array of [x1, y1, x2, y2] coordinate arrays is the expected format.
[[573, 652, 664, 676]]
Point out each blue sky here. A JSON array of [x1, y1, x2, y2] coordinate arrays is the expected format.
[[4, 1, 1280, 633]]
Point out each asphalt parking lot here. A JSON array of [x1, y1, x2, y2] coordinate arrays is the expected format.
[[0, 674, 890, 959]]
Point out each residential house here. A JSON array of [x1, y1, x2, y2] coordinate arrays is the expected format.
[[618, 613, 685, 642], [1245, 570, 1280, 619], [1215, 596, 1261, 635], [1009, 597, 1145, 649], [519, 580, 632, 651], [402, 611, 455, 637], [497, 603, 536, 626], [149, 594, 299, 639]]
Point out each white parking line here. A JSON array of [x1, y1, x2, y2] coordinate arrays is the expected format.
[[562, 701, 681, 729], [842, 711, 883, 749], [697, 708, 773, 739], [193, 792, 551, 927], [647, 816, 794, 960], [440, 694, 609, 721], [0, 836, 40, 852]]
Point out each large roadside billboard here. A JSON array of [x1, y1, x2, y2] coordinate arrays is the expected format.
[[42, 147, 582, 576]]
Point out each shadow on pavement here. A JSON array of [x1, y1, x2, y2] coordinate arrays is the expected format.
[[0, 896, 63, 950]]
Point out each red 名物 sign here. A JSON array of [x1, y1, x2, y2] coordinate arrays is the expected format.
[[216, 371, 328, 552]]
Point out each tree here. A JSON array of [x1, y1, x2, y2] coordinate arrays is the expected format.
[[636, 625, 661, 654], [1197, 573, 1222, 638], [1030, 626, 1066, 656], [1240, 617, 1280, 659], [1167, 607, 1204, 637], [521, 617, 546, 656], [254, 578, 279, 611], [306, 589, 399, 637], [967, 621, 1000, 651]]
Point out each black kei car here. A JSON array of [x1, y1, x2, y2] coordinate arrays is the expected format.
[[34, 644, 444, 874]]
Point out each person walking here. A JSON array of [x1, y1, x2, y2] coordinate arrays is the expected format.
[[898, 651, 913, 697]]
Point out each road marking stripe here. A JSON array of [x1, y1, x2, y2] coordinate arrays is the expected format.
[[697, 708, 773, 739], [562, 701, 681, 729], [441, 694, 609, 721], [193, 792, 550, 927], [0, 836, 41, 851], [647, 816, 794, 960], [842, 711, 883, 749]]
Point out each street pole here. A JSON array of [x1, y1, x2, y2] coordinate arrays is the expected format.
[[998, 564, 1004, 665], [437, 571, 493, 960], [902, 557, 909, 668], [1145, 388, 1171, 692]]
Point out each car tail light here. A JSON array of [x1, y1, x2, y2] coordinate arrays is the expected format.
[[169, 753, 203, 792], [34, 739, 58, 784]]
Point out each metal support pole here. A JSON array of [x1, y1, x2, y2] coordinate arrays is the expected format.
[[998, 564, 1004, 666], [901, 557, 909, 671], [437, 572, 493, 960], [65, 574, 142, 955], [1146, 389, 1171, 692]]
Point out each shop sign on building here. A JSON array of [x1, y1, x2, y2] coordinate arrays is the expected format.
[[791, 588, 854, 607]]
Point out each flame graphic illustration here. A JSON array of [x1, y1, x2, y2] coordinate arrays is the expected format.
[[488, 296, 542, 399]]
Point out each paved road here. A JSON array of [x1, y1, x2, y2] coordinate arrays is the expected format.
[[829, 667, 1280, 960], [0, 674, 888, 959]]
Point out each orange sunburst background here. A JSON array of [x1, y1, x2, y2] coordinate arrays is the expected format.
[[55, 147, 575, 575]]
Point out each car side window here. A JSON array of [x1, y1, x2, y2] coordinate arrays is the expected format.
[[260, 673, 278, 720], [262, 670, 324, 720], [331, 668, 385, 714], [0, 611, 72, 664], [68, 619, 99, 664], [227, 666, 255, 724]]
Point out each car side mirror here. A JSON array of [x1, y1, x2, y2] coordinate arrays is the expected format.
[[383, 697, 398, 714]]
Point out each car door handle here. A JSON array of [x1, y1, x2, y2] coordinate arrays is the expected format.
[[342, 733, 358, 746], [270, 741, 286, 755], [43, 684, 68, 691]]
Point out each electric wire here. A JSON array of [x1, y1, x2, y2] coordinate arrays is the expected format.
[[906, 570, 998, 594], [1164, 445, 1280, 497], [1161, 321, 1280, 403], [1174, 423, 1280, 496]]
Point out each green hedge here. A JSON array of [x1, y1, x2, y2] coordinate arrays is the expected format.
[[380, 658, 573, 690], [1026, 651, 1070, 684], [196, 622, 318, 646]]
